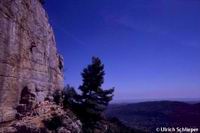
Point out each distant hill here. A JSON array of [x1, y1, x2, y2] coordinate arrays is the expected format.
[[106, 101, 200, 132]]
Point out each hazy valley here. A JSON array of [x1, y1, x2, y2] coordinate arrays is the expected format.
[[106, 101, 200, 132]]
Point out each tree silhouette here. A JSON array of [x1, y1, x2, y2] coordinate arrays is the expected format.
[[79, 57, 114, 124]]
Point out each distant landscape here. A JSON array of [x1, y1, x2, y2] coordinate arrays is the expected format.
[[106, 101, 200, 132], [111, 98, 200, 104]]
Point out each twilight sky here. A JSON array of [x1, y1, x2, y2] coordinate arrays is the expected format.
[[45, 0, 200, 101]]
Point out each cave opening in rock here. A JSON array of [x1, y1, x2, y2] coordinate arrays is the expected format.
[[20, 86, 30, 105], [19, 86, 36, 111]]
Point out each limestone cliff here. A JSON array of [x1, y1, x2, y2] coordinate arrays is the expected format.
[[0, 0, 64, 122]]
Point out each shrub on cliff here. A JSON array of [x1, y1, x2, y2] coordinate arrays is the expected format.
[[39, 0, 45, 5], [53, 90, 63, 105], [63, 85, 80, 109]]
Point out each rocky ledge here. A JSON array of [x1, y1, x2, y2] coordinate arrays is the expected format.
[[0, 101, 82, 133]]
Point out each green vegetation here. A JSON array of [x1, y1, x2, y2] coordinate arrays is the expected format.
[[54, 57, 115, 132]]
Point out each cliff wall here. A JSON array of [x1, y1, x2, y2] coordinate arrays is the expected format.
[[0, 0, 64, 122]]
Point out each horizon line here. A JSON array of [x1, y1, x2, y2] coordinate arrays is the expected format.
[[111, 97, 200, 103]]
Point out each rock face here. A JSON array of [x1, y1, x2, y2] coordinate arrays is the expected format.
[[0, 0, 64, 122]]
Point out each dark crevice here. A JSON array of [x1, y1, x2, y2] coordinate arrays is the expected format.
[[58, 56, 63, 72], [30, 42, 36, 53]]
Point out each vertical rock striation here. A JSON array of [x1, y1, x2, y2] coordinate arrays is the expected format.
[[0, 0, 64, 122]]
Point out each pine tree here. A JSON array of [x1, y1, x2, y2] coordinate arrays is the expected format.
[[79, 57, 114, 121]]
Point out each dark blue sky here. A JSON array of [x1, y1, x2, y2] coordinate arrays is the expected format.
[[45, 0, 200, 101]]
